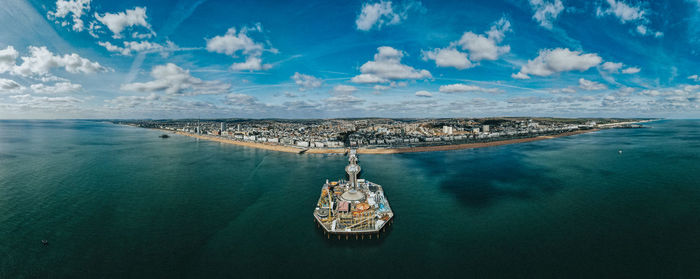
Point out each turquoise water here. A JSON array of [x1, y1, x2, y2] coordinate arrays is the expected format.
[[1, 120, 699, 278]]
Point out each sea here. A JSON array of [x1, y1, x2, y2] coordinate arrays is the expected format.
[[0, 119, 699, 278]]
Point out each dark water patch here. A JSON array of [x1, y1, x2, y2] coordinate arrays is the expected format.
[[598, 168, 617, 177], [398, 145, 564, 207], [1, 137, 25, 144], [438, 158, 562, 208], [671, 135, 700, 141], [0, 153, 17, 159]]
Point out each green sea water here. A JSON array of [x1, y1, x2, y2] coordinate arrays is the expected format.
[[1, 120, 699, 278]]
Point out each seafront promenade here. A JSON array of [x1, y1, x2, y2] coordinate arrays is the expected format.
[[164, 128, 600, 154]]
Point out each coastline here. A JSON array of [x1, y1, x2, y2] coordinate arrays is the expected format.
[[158, 128, 600, 154], [354, 129, 598, 154]]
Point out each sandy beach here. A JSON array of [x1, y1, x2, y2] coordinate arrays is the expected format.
[[161, 129, 599, 154]]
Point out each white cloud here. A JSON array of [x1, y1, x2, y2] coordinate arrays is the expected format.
[[550, 86, 577, 94], [439, 83, 502, 93], [635, 84, 700, 109], [457, 17, 511, 61], [636, 25, 648, 35], [120, 63, 230, 95], [225, 93, 261, 106], [373, 85, 391, 91], [205, 25, 276, 71], [87, 21, 102, 38], [423, 17, 510, 69], [351, 46, 431, 83], [511, 72, 530, 79], [513, 48, 602, 78], [621, 67, 641, 74], [507, 96, 551, 104], [601, 61, 640, 75], [12, 46, 109, 77], [421, 48, 472, 69], [98, 41, 122, 53], [205, 27, 263, 55], [30, 82, 82, 94], [47, 0, 91, 32], [355, 0, 403, 31], [0, 46, 19, 73], [602, 61, 623, 72], [10, 94, 84, 110], [415, 90, 432, 97], [528, 0, 564, 29], [104, 93, 175, 109], [324, 85, 364, 107], [333, 85, 358, 93], [596, 0, 660, 37], [597, 0, 644, 22], [351, 74, 389, 84], [291, 72, 322, 91], [689, 74, 700, 82], [95, 7, 153, 39], [578, 78, 607, 90], [98, 41, 166, 56], [325, 94, 365, 106], [231, 57, 271, 71], [0, 78, 24, 94]]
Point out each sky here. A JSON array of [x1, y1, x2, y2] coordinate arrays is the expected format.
[[0, 0, 699, 119]]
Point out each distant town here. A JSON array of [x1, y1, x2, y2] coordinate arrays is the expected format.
[[114, 118, 654, 151]]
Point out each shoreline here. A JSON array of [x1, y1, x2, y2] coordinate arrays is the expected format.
[[156, 128, 600, 154]]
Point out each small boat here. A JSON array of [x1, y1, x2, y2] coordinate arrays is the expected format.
[[41, 240, 48, 245], [618, 149, 623, 154], [159, 134, 170, 138]]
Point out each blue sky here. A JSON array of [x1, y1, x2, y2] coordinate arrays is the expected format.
[[0, 0, 699, 119]]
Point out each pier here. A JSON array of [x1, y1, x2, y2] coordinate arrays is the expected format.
[[313, 150, 394, 238]]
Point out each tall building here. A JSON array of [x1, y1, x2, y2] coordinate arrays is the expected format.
[[442, 126, 453, 135], [482, 125, 490, 133]]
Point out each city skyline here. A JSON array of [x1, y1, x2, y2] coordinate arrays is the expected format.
[[1, 0, 700, 119]]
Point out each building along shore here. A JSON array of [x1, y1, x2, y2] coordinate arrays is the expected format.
[[162, 128, 599, 154]]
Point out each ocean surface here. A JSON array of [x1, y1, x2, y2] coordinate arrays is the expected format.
[[1, 120, 699, 278]]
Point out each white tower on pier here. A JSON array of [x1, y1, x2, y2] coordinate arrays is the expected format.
[[341, 149, 364, 201]]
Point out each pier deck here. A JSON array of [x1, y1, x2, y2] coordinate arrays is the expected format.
[[313, 151, 394, 236]]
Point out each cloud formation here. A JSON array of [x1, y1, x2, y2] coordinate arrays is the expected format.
[[47, 0, 91, 32], [415, 90, 432, 97], [30, 82, 82, 94], [98, 41, 170, 56], [11, 46, 109, 77], [95, 7, 154, 39], [352, 46, 431, 84], [578, 78, 607, 90], [596, 0, 662, 37], [291, 72, 322, 91], [423, 17, 511, 69], [120, 63, 230, 95], [528, 0, 564, 29], [439, 83, 502, 93], [422, 48, 472, 70], [621, 67, 640, 74], [0, 46, 19, 73], [0, 78, 23, 94], [355, 0, 421, 31], [513, 48, 602, 79], [602, 61, 624, 72], [205, 25, 276, 71], [10, 94, 84, 110]]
